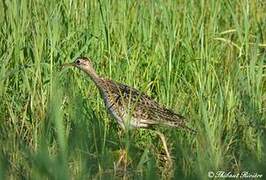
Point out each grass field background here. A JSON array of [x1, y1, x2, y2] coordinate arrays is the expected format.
[[0, 0, 266, 179]]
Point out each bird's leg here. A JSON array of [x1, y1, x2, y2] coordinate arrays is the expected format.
[[153, 130, 173, 167], [115, 149, 127, 170], [115, 128, 129, 172]]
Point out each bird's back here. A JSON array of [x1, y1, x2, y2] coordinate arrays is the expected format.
[[96, 78, 194, 132]]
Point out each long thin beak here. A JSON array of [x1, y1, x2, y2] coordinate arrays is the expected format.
[[61, 63, 75, 70], [61, 62, 75, 71]]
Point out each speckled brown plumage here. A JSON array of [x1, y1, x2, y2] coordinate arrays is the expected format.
[[63, 57, 196, 133]]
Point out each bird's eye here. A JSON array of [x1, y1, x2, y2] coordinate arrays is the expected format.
[[76, 60, 81, 64]]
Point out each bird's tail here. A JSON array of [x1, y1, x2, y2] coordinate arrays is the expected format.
[[181, 124, 197, 135], [163, 121, 197, 135]]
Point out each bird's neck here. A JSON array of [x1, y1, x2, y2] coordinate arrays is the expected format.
[[83, 68, 103, 87]]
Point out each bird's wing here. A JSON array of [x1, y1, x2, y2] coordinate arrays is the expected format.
[[142, 103, 186, 126], [100, 79, 193, 130], [101, 79, 153, 103]]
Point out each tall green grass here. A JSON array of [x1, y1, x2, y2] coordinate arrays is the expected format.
[[0, 0, 265, 179]]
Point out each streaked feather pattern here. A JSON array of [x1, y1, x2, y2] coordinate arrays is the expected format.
[[96, 79, 196, 133], [66, 57, 196, 133]]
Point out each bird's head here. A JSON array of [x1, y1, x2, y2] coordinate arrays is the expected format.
[[63, 57, 95, 74]]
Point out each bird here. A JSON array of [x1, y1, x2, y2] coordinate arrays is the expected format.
[[63, 57, 196, 133], [63, 57, 196, 167]]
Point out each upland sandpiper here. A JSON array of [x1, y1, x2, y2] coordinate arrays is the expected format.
[[63, 57, 196, 165]]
